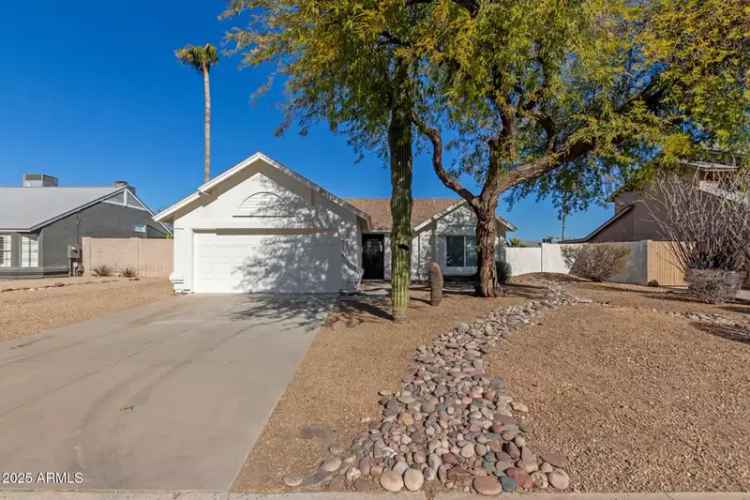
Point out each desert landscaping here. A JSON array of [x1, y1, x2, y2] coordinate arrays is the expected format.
[[233, 274, 750, 495], [0, 277, 173, 342]]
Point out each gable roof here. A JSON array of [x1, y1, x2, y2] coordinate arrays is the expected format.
[[563, 204, 634, 244], [154, 152, 373, 226], [347, 198, 516, 232], [346, 198, 456, 231], [0, 186, 122, 231]]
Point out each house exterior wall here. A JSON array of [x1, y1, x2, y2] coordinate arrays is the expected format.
[[591, 190, 670, 243], [0, 201, 164, 278], [381, 205, 508, 281], [170, 161, 362, 293]]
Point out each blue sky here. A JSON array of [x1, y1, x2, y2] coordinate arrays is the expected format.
[[0, 0, 612, 240]]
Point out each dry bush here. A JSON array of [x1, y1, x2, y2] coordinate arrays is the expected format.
[[496, 261, 512, 285], [121, 268, 137, 278], [563, 245, 631, 282], [649, 169, 750, 302], [92, 265, 112, 277]]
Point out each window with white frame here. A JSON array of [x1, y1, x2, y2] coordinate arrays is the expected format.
[[446, 235, 477, 267], [20, 236, 39, 268], [0, 235, 10, 267]]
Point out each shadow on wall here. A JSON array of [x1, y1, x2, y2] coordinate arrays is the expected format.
[[207, 184, 361, 295]]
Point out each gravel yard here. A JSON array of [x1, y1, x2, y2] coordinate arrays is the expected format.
[[232, 275, 750, 494], [0, 278, 173, 341], [231, 284, 542, 493]]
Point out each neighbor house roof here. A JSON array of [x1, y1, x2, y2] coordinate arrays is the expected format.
[[154, 152, 373, 227], [562, 204, 635, 244], [347, 198, 516, 232], [0, 186, 123, 231]]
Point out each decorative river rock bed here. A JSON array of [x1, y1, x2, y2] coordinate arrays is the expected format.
[[285, 283, 590, 495]]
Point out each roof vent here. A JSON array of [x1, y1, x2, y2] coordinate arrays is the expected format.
[[23, 173, 59, 187], [113, 180, 135, 194]]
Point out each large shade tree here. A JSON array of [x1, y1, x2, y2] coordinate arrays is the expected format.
[[176, 43, 220, 183], [405, 0, 749, 296], [224, 1, 427, 320]]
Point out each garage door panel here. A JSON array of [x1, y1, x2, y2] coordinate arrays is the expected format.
[[193, 232, 344, 294]]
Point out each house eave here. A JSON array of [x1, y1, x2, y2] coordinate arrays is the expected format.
[[155, 152, 372, 231]]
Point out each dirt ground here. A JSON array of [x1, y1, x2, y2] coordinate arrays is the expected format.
[[232, 283, 544, 492], [233, 276, 750, 493], [491, 276, 750, 492], [0, 278, 173, 342]]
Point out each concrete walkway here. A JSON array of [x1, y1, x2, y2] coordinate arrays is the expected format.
[[0, 294, 330, 491], [0, 490, 748, 500]]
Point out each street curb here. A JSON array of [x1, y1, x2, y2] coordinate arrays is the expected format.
[[0, 491, 749, 500]]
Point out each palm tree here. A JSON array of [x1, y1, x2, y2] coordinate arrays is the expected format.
[[176, 43, 219, 183]]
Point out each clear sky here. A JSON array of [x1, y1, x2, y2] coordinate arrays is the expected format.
[[0, 0, 612, 241]]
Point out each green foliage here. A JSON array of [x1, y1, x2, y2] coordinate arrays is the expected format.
[[508, 237, 523, 248], [224, 1, 420, 155], [407, 0, 749, 213], [175, 43, 219, 73]]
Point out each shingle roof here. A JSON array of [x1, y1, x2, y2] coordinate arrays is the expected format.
[[0, 187, 121, 231], [347, 198, 460, 231]]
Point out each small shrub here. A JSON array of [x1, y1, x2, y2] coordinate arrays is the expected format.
[[496, 261, 512, 285], [563, 245, 631, 282], [92, 265, 112, 277], [647, 279, 660, 287], [686, 268, 744, 304], [429, 262, 443, 306], [121, 268, 137, 278]]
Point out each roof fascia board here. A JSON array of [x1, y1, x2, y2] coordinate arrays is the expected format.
[[155, 152, 372, 229]]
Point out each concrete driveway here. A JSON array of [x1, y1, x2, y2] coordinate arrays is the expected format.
[[0, 294, 330, 491]]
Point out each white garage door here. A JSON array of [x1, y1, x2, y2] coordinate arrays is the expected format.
[[193, 231, 345, 294]]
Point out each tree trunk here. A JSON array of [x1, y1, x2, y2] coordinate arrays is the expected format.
[[474, 197, 499, 297], [202, 64, 212, 183], [388, 62, 414, 322]]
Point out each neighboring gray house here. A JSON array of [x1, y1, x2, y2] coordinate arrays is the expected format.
[[0, 174, 169, 278]]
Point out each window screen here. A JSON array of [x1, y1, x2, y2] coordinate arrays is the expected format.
[[20, 236, 38, 267], [0, 236, 10, 267]]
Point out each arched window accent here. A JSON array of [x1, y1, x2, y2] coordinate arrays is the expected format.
[[234, 191, 289, 217]]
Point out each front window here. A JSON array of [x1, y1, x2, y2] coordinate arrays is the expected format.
[[446, 235, 477, 267], [20, 236, 39, 267], [0, 235, 10, 267]]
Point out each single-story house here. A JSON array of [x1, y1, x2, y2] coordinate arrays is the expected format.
[[0, 174, 170, 278], [155, 152, 515, 294]]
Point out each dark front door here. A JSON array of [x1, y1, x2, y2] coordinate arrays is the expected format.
[[362, 234, 385, 280]]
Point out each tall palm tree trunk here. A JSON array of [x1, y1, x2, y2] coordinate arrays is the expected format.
[[202, 63, 212, 183]]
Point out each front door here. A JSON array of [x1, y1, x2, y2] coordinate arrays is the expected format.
[[362, 234, 385, 280]]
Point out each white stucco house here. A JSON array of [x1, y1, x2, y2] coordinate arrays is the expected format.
[[155, 153, 515, 294]]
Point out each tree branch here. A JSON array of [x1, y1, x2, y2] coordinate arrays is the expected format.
[[412, 112, 479, 208]]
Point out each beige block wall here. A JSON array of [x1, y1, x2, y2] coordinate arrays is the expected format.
[[82, 237, 173, 278]]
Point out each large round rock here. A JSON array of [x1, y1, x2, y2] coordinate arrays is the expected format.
[[404, 468, 425, 491], [380, 471, 404, 492], [548, 469, 570, 490], [474, 475, 502, 496]]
